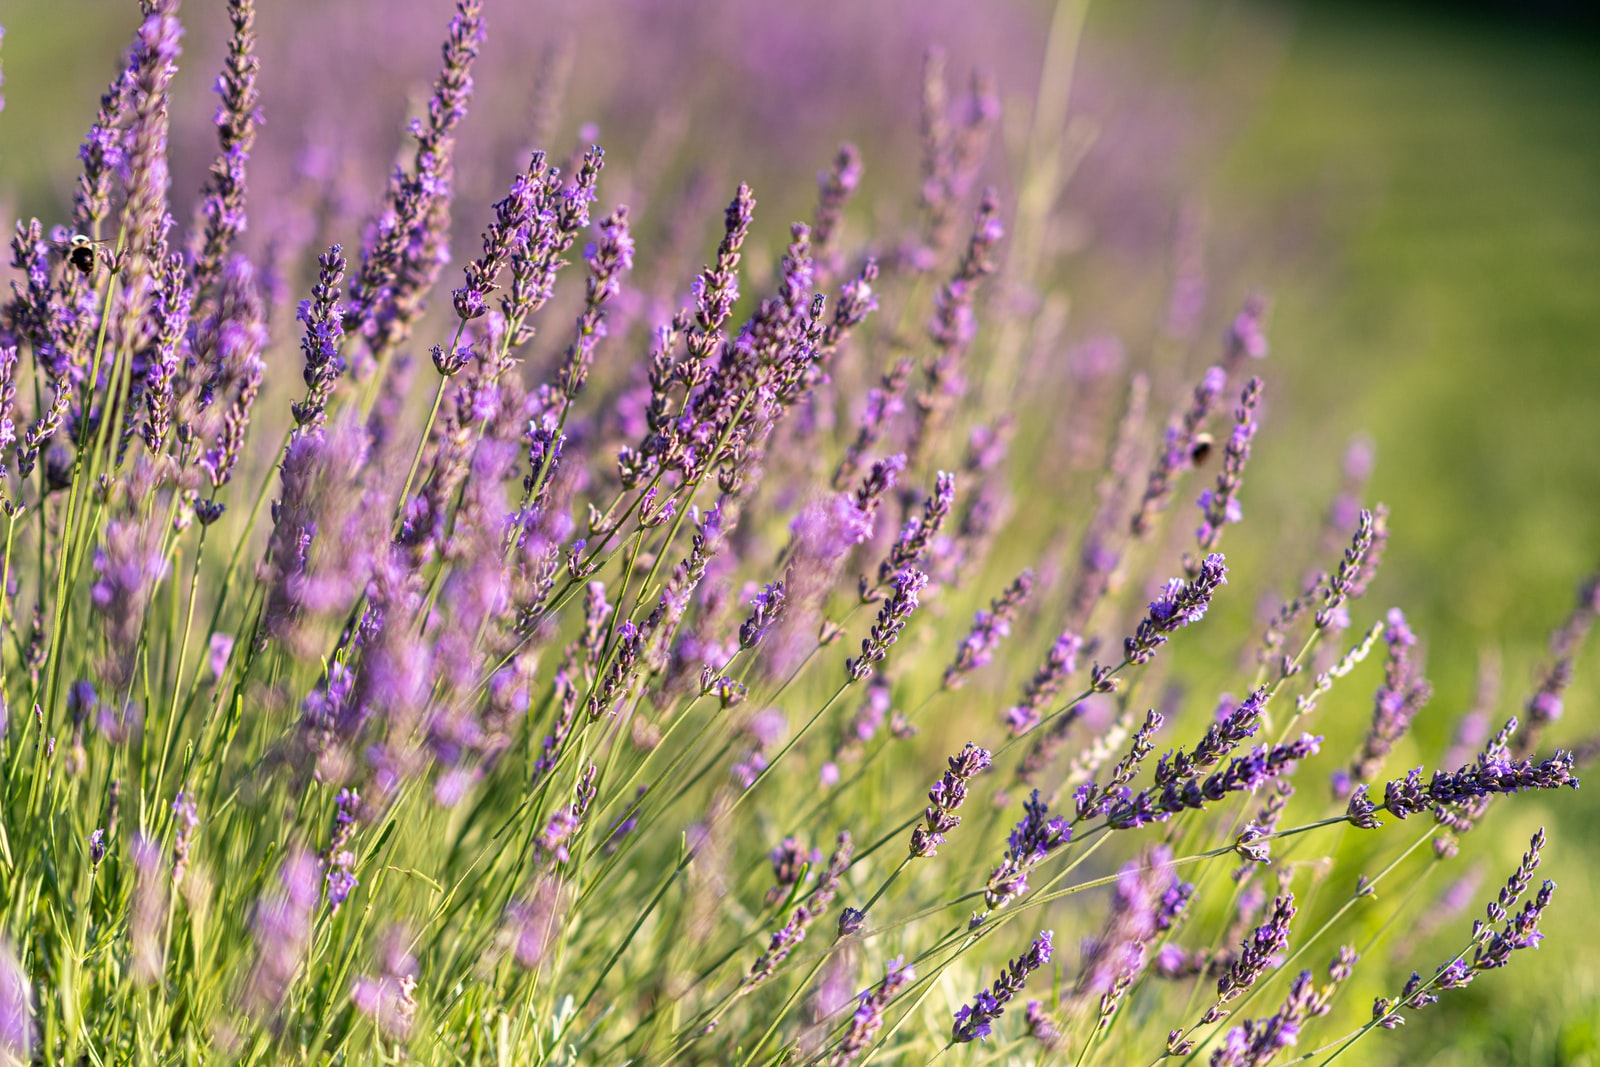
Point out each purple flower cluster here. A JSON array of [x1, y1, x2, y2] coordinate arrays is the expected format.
[[846, 567, 929, 682], [745, 831, 853, 986], [983, 790, 1071, 909], [1131, 366, 1229, 539], [0, 0, 1588, 1059], [1338, 607, 1431, 795], [1003, 628, 1082, 735], [1193, 376, 1262, 560], [952, 931, 1053, 1042], [1516, 573, 1600, 757], [832, 956, 915, 1065], [942, 568, 1034, 689], [1376, 830, 1555, 1028], [1122, 554, 1228, 667], [1204, 893, 1298, 1023], [910, 743, 992, 858], [1076, 847, 1193, 1021], [1346, 744, 1578, 827], [1212, 950, 1351, 1067], [1107, 734, 1321, 830]]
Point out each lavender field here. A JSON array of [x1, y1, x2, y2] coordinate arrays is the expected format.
[[1, 0, 1598, 1063]]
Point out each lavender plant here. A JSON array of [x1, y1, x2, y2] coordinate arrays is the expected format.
[[0, 3, 1591, 1066]]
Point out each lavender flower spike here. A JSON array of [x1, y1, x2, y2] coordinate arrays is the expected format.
[[846, 567, 929, 681], [1211, 962, 1345, 1067], [452, 158, 543, 323], [1122, 554, 1228, 666], [744, 832, 853, 987], [1516, 572, 1600, 757], [1193, 376, 1262, 562], [344, 0, 485, 370], [1131, 365, 1228, 539], [0, 936, 30, 1064], [910, 743, 991, 857], [1346, 740, 1579, 827], [189, 0, 260, 303], [1107, 734, 1321, 830], [1004, 628, 1082, 736], [984, 790, 1071, 909], [832, 957, 915, 1065], [292, 245, 348, 427], [952, 931, 1053, 1042], [1340, 607, 1430, 794], [1203, 893, 1298, 1023], [1375, 830, 1555, 1029], [943, 568, 1034, 689]]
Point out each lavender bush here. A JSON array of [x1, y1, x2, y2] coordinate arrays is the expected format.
[[0, 2, 1592, 1064]]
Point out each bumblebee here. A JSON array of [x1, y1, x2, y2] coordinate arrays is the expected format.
[[51, 233, 111, 276], [67, 234, 109, 275]]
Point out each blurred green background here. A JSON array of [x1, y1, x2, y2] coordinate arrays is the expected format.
[[2, 0, 1597, 1062]]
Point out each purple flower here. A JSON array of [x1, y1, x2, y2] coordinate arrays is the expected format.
[[1211, 961, 1345, 1067], [188, 0, 260, 302], [129, 834, 168, 984], [350, 973, 417, 1039], [344, 0, 486, 373], [984, 790, 1071, 909], [1376, 831, 1556, 1029], [1205, 894, 1297, 1022], [506, 877, 567, 969], [943, 569, 1034, 689], [1004, 629, 1082, 736], [323, 789, 362, 911], [1076, 708, 1164, 821], [739, 581, 788, 650], [873, 473, 954, 591], [208, 632, 234, 681], [834, 359, 911, 490], [1340, 607, 1431, 794], [910, 189, 1004, 463], [1348, 743, 1579, 826], [1223, 294, 1270, 367], [1516, 573, 1600, 757], [119, 0, 182, 262], [1132, 365, 1229, 539], [952, 931, 1052, 1042], [246, 850, 320, 1013], [833, 956, 915, 1064], [765, 837, 819, 906], [846, 567, 929, 682], [291, 245, 348, 427], [1077, 848, 1189, 1012], [453, 162, 542, 322], [555, 205, 634, 400], [1193, 377, 1261, 558], [1156, 687, 1270, 786], [1107, 734, 1321, 830], [745, 832, 853, 987], [171, 790, 199, 884], [910, 743, 992, 858], [93, 513, 172, 692], [812, 142, 863, 283], [1122, 555, 1228, 666], [1025, 1000, 1063, 1049], [0, 938, 30, 1064]]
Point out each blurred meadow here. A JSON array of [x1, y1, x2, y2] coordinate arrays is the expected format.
[[1, 0, 1598, 1063]]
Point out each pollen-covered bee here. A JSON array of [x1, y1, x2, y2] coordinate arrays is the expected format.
[[1188, 431, 1215, 467]]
